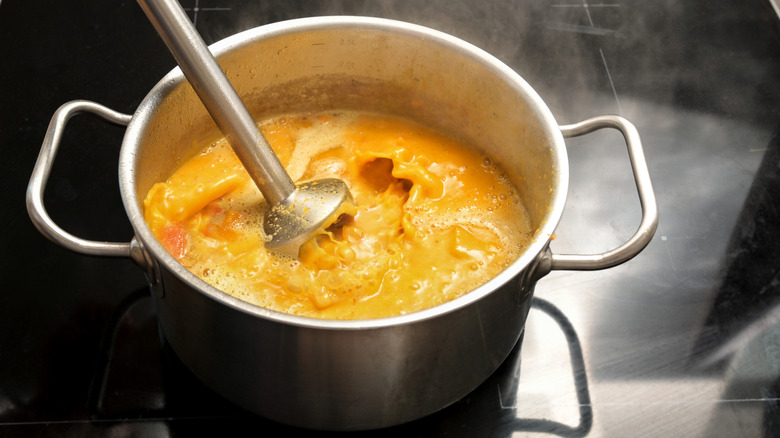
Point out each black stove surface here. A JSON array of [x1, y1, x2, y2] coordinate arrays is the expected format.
[[2, 0, 780, 436]]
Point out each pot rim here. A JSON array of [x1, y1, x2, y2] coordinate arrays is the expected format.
[[120, 15, 568, 330]]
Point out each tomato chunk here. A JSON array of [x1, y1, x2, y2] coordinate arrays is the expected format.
[[161, 225, 187, 260]]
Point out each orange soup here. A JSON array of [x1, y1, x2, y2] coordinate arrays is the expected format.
[[143, 111, 532, 319]]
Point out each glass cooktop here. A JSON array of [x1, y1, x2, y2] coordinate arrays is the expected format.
[[1, 0, 779, 436]]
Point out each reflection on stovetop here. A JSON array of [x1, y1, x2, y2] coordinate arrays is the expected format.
[[498, 298, 593, 437], [82, 292, 592, 437], [691, 124, 780, 369]]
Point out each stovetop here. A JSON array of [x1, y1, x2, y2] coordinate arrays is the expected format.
[[2, 0, 780, 436]]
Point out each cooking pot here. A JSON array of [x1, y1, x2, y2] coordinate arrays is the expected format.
[[27, 16, 657, 431]]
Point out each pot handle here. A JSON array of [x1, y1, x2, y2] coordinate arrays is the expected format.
[[27, 100, 133, 257], [550, 115, 658, 271]]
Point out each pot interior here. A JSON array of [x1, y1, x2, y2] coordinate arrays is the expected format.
[[122, 17, 567, 311]]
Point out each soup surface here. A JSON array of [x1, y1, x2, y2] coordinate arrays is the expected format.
[[144, 111, 533, 319]]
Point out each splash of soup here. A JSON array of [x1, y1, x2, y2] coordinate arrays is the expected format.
[[144, 111, 532, 319]]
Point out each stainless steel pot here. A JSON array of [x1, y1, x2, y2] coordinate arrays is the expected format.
[[28, 16, 657, 431]]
